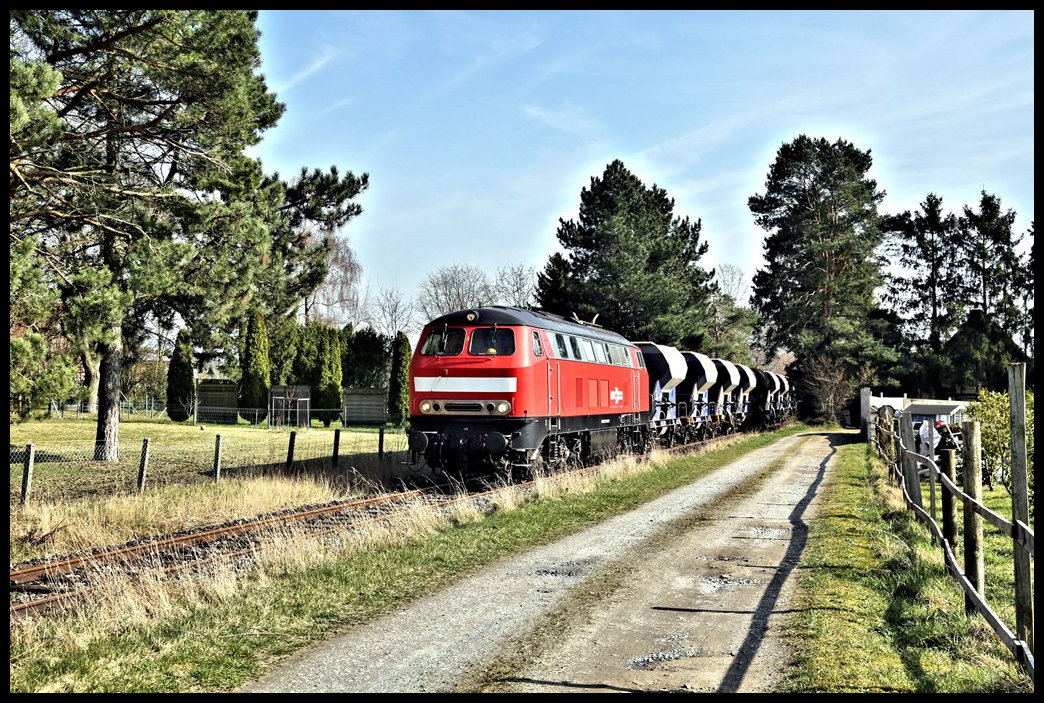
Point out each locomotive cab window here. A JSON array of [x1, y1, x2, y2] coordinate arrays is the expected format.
[[421, 327, 465, 356], [469, 326, 515, 356]]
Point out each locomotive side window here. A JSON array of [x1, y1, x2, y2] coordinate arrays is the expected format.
[[569, 336, 582, 359], [469, 327, 515, 355], [551, 332, 567, 357], [608, 344, 628, 366], [421, 327, 465, 356], [592, 342, 608, 364], [532, 331, 543, 356], [580, 338, 596, 362]]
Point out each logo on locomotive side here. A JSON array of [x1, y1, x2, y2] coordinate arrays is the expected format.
[[610, 387, 624, 404]]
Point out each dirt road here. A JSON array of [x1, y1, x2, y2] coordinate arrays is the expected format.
[[238, 429, 845, 693]]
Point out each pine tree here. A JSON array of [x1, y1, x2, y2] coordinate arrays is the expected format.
[[239, 310, 270, 422], [535, 160, 716, 347], [166, 329, 195, 422], [879, 193, 962, 396], [957, 191, 1026, 346], [10, 11, 367, 460], [10, 235, 82, 417], [387, 332, 412, 426], [749, 135, 894, 421]]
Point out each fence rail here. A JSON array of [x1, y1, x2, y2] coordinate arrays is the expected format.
[[867, 363, 1034, 679]]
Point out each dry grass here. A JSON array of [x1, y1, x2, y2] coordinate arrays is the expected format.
[[10, 475, 352, 563]]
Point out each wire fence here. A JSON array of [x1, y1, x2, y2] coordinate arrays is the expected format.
[[30, 403, 389, 429], [10, 426, 411, 506]]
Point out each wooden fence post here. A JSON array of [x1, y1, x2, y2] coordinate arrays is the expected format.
[[20, 443, 35, 504], [213, 434, 223, 482], [961, 420, 984, 616], [927, 446, 938, 532], [891, 417, 902, 486], [1007, 363, 1032, 654], [378, 426, 385, 460], [900, 411, 922, 507], [333, 429, 341, 470], [286, 431, 297, 472], [939, 448, 957, 570], [137, 438, 151, 493]]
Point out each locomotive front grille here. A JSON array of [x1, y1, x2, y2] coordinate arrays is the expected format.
[[444, 401, 484, 413]]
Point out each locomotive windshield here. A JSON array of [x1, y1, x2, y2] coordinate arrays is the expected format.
[[469, 326, 515, 356], [420, 327, 465, 355]]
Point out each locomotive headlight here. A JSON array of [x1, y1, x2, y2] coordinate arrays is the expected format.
[[496, 401, 510, 414], [420, 400, 432, 413]]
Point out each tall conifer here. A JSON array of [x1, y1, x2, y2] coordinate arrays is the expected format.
[[535, 159, 716, 348], [387, 332, 412, 426], [239, 310, 270, 422], [749, 134, 894, 421], [317, 326, 342, 426], [166, 329, 195, 422]]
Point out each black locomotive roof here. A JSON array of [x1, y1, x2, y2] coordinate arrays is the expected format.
[[425, 306, 634, 346]]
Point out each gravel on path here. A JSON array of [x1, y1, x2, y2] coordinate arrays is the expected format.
[[238, 430, 845, 693]]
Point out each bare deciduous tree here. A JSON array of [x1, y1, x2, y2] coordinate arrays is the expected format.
[[802, 354, 871, 424], [304, 235, 363, 327], [716, 263, 747, 302], [367, 284, 417, 338], [493, 264, 537, 307], [416, 264, 495, 320]]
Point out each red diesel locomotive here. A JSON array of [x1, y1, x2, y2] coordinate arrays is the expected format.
[[406, 306, 651, 480], [406, 305, 795, 482]]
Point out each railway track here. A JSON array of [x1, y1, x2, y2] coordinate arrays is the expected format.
[[10, 432, 743, 625], [9, 489, 444, 623]]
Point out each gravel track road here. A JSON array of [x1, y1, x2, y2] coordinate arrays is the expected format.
[[238, 429, 847, 693]]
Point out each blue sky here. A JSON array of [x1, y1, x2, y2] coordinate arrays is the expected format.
[[252, 10, 1034, 313]]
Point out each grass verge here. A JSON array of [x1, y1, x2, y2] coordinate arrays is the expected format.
[[777, 440, 1032, 692]]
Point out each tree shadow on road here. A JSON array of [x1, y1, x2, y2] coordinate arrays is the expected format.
[[712, 431, 843, 692]]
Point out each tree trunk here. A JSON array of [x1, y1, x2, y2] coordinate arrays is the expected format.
[[93, 332, 123, 462], [81, 346, 101, 412]]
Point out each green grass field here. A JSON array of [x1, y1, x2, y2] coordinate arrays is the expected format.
[[9, 417, 408, 506]]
